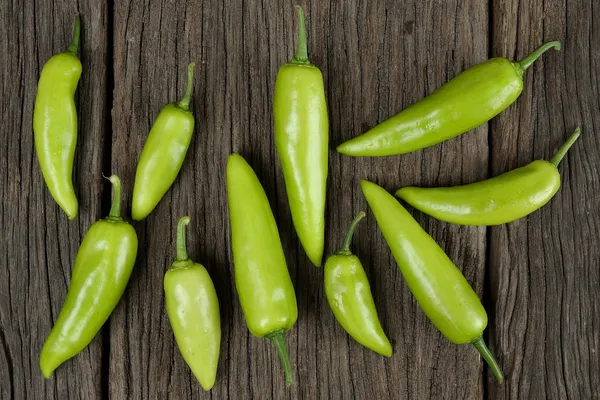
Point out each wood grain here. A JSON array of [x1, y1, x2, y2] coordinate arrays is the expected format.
[[320, 0, 489, 399], [489, 0, 600, 399], [109, 0, 488, 399], [0, 0, 108, 399], [1, 0, 599, 399]]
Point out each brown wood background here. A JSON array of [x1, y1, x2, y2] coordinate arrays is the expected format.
[[1, 0, 598, 399]]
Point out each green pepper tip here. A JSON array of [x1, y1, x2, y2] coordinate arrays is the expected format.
[[517, 40, 562, 72], [67, 15, 81, 56], [471, 336, 504, 384], [65, 205, 78, 220], [227, 153, 242, 169], [176, 62, 197, 111], [105, 174, 122, 220], [187, 61, 197, 79], [106, 174, 119, 183], [176, 216, 191, 262], [39, 355, 56, 379], [550, 127, 581, 167], [337, 211, 366, 254], [308, 254, 323, 267], [360, 179, 374, 192], [267, 331, 293, 386], [291, 5, 309, 64]]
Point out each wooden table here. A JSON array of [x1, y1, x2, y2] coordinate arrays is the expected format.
[[2, 0, 599, 398]]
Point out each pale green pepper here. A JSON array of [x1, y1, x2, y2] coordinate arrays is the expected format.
[[33, 16, 82, 219], [274, 6, 329, 266], [165, 216, 221, 391], [324, 212, 392, 356], [361, 180, 503, 383], [40, 175, 138, 377], [337, 41, 561, 157], [226, 154, 298, 386], [132, 63, 196, 220], [396, 128, 581, 225]]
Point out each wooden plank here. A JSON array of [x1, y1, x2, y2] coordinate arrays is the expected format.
[[109, 0, 490, 398], [0, 0, 108, 399], [320, 0, 489, 398], [489, 0, 600, 398], [109, 0, 223, 398]]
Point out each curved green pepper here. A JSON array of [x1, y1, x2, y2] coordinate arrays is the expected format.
[[361, 180, 503, 383], [226, 154, 298, 386], [396, 128, 580, 225], [164, 216, 221, 391], [33, 16, 82, 219], [40, 175, 138, 378], [337, 41, 561, 157], [324, 212, 392, 356], [132, 63, 196, 220], [274, 6, 329, 266]]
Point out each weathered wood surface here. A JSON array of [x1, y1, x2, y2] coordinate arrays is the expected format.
[[0, 0, 598, 399], [488, 0, 600, 399], [0, 1, 108, 399]]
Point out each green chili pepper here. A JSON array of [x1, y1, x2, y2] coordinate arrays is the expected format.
[[361, 180, 504, 383], [164, 216, 221, 391], [274, 6, 329, 266], [226, 154, 298, 386], [396, 128, 581, 226], [324, 212, 392, 356], [33, 16, 82, 219], [337, 41, 561, 157], [40, 175, 138, 378], [131, 63, 196, 221]]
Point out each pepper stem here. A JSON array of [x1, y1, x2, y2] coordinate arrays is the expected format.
[[67, 15, 81, 56], [517, 40, 561, 72], [292, 6, 309, 64], [176, 62, 196, 111], [176, 216, 191, 261], [267, 331, 293, 386], [471, 336, 504, 384], [337, 211, 366, 254], [107, 175, 122, 219], [550, 127, 581, 167]]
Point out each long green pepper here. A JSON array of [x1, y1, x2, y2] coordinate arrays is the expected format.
[[226, 154, 298, 386], [274, 6, 329, 266], [33, 16, 82, 219], [361, 180, 504, 383], [337, 41, 561, 157], [396, 128, 581, 225], [40, 175, 138, 377]]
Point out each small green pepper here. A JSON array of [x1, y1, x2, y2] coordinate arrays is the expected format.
[[337, 41, 561, 157], [361, 180, 504, 383], [164, 216, 221, 391], [132, 63, 196, 220], [324, 212, 392, 356], [40, 175, 138, 378], [396, 128, 581, 226], [274, 6, 329, 266], [226, 154, 298, 386], [33, 16, 82, 219]]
